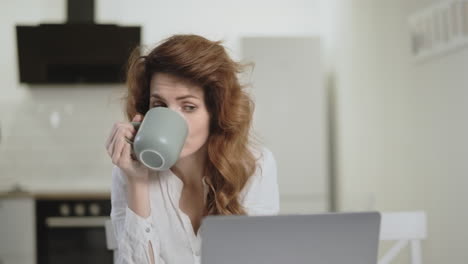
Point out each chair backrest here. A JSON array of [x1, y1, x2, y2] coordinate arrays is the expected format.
[[378, 211, 427, 264], [104, 212, 427, 264], [105, 219, 118, 250]]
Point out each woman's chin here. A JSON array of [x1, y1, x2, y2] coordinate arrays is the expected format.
[[178, 148, 191, 160], [178, 145, 204, 160]]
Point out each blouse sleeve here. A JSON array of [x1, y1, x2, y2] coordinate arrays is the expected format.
[[110, 166, 167, 264], [240, 147, 280, 215]]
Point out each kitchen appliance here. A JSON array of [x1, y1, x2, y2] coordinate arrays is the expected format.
[[36, 198, 112, 264], [16, 0, 141, 84]]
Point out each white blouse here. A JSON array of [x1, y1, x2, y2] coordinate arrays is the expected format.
[[110, 146, 280, 264]]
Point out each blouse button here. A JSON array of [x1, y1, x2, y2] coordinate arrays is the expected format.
[[145, 227, 150, 233]]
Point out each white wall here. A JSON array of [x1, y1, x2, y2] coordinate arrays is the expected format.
[[97, 0, 323, 58], [242, 37, 327, 213], [330, 0, 468, 263], [0, 0, 324, 191]]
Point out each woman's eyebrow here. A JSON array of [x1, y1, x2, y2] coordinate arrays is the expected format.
[[151, 94, 200, 101]]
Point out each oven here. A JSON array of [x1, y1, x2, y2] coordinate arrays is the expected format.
[[36, 198, 113, 264]]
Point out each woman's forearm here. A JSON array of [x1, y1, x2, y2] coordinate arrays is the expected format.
[[127, 178, 155, 263], [127, 178, 151, 218]]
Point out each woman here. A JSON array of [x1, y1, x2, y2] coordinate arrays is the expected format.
[[105, 34, 279, 264]]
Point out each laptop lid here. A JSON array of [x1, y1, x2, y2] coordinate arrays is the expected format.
[[200, 212, 381, 264]]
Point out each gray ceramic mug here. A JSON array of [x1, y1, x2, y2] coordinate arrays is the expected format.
[[129, 107, 188, 171]]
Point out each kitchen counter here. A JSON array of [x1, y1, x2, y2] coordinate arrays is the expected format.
[[0, 184, 110, 199]]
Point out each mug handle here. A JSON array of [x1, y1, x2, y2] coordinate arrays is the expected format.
[[124, 122, 141, 145], [131, 121, 141, 130], [126, 122, 141, 161]]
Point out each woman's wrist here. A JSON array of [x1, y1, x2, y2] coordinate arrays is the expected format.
[[126, 172, 150, 185], [127, 176, 151, 218]]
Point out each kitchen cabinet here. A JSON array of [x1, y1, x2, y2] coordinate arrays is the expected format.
[[0, 197, 35, 264]]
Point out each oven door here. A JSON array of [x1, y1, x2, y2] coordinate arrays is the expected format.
[[38, 216, 113, 264]]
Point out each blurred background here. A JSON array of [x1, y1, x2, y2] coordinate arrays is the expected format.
[[0, 0, 467, 263]]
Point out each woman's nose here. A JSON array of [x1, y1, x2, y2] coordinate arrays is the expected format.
[[165, 106, 187, 121], [167, 105, 177, 111], [167, 105, 182, 114]]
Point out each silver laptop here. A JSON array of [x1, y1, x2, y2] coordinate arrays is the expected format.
[[200, 212, 380, 264]]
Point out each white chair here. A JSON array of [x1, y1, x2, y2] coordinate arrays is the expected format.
[[378, 211, 427, 264], [105, 219, 118, 261]]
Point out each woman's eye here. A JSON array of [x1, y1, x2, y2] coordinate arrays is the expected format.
[[183, 105, 197, 112], [153, 102, 166, 107]]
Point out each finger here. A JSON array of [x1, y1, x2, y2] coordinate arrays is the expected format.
[[119, 141, 132, 167], [107, 129, 120, 157], [118, 129, 136, 143], [106, 123, 136, 150], [105, 123, 119, 150], [107, 127, 134, 157], [111, 137, 126, 165], [107, 134, 116, 157]]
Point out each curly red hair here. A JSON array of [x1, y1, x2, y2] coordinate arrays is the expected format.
[[124, 34, 258, 215]]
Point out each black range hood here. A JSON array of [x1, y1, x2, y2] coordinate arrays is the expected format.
[[16, 0, 141, 84]]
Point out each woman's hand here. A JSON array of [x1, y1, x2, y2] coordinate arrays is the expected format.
[[105, 114, 150, 182]]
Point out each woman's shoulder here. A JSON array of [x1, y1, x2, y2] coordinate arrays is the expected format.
[[243, 144, 277, 187], [240, 145, 279, 214], [249, 145, 276, 170]]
